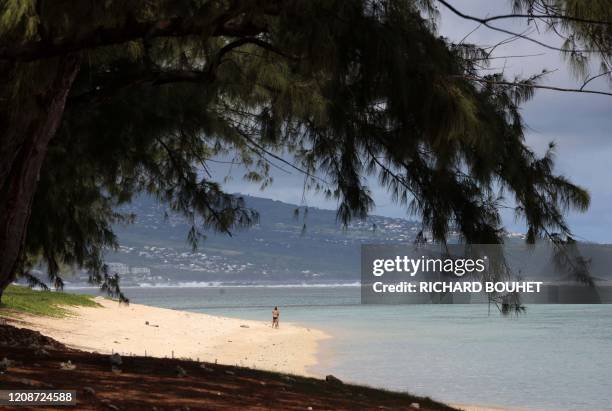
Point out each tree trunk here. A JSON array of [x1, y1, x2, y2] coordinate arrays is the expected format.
[[0, 55, 81, 302]]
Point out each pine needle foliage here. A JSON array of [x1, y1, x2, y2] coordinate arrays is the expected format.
[[0, 0, 593, 299]]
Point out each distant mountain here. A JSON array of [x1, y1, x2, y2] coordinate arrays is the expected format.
[[67, 195, 422, 287], [63, 194, 611, 290]]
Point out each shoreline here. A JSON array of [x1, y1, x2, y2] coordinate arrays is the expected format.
[[4, 296, 520, 411], [7, 297, 330, 377], [0, 324, 461, 411]]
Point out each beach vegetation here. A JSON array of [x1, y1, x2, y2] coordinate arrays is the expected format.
[[0, 285, 99, 317]]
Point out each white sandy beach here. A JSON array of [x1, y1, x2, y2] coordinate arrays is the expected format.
[[10, 297, 329, 376]]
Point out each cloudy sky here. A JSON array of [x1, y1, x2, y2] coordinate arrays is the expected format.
[[212, 1, 612, 243]]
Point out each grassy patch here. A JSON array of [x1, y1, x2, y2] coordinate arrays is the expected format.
[[0, 285, 100, 317]]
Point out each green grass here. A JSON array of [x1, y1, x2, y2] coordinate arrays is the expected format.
[[0, 285, 100, 317]]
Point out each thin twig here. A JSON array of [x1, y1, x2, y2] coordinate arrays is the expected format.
[[438, 0, 609, 54], [465, 75, 612, 97]]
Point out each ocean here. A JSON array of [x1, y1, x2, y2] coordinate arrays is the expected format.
[[72, 285, 612, 411]]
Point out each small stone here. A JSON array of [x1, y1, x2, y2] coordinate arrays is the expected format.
[[0, 357, 11, 373], [111, 366, 122, 374], [325, 374, 343, 385], [199, 364, 213, 372], [307, 407, 313, 411], [83, 386, 96, 396], [224, 370, 235, 376], [410, 403, 420, 409], [60, 360, 76, 370], [106, 404, 120, 411], [176, 365, 187, 377], [240, 324, 249, 328], [110, 353, 122, 366], [145, 321, 149, 325]]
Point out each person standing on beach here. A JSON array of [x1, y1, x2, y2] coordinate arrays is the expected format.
[[272, 306, 280, 329]]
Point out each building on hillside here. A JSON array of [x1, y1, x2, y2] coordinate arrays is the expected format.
[[106, 262, 130, 275]]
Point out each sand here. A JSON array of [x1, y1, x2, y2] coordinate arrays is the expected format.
[[11, 297, 329, 376]]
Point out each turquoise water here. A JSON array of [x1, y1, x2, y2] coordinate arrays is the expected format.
[[75, 286, 612, 410]]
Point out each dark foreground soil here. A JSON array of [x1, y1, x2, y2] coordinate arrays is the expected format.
[[0, 323, 458, 411]]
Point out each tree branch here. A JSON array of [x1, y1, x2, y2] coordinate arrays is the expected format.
[[438, 0, 609, 54], [155, 137, 234, 237], [0, 4, 269, 61], [438, 0, 612, 26], [465, 75, 612, 97], [68, 37, 293, 106], [580, 70, 612, 90], [230, 126, 330, 186]]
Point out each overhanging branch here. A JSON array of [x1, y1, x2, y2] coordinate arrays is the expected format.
[[464, 75, 612, 97], [438, 0, 612, 26], [0, 4, 269, 61], [438, 0, 609, 54]]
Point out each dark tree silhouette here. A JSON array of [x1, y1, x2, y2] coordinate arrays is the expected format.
[[0, 0, 601, 302]]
